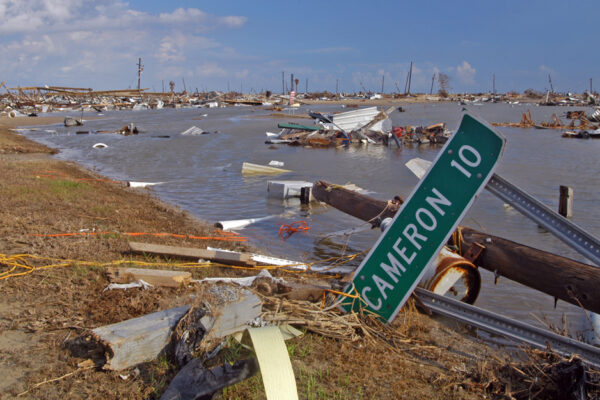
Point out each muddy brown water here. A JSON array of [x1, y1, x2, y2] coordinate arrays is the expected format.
[[19, 102, 600, 338]]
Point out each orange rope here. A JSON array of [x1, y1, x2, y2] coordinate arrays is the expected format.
[[278, 220, 310, 240], [29, 231, 247, 242]]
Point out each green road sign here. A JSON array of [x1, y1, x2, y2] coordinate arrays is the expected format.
[[340, 113, 506, 322]]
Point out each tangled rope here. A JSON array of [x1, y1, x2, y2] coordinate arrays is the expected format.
[[0, 251, 364, 281], [278, 220, 310, 240]]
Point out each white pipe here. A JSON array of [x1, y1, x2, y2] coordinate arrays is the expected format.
[[127, 181, 164, 188], [214, 215, 275, 231]]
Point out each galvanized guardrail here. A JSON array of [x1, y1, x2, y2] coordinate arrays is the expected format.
[[416, 287, 600, 368]]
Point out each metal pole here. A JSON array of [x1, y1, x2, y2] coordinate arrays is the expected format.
[[407, 61, 413, 95], [429, 74, 435, 95], [282, 71, 285, 95], [381, 75, 384, 93], [137, 58, 143, 90], [290, 73, 294, 95], [493, 73, 496, 95]]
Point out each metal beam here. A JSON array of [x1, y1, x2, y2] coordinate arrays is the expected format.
[[416, 287, 600, 368]]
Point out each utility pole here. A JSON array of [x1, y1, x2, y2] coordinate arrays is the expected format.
[[493, 73, 496, 95], [290, 73, 294, 94], [548, 73, 554, 94], [281, 71, 285, 94], [182, 78, 186, 92], [336, 79, 339, 97], [381, 75, 385, 93], [429, 74, 435, 95], [407, 61, 413, 95], [305, 78, 308, 94], [359, 81, 367, 94], [590, 78, 593, 94], [137, 57, 143, 90], [162, 80, 165, 93]]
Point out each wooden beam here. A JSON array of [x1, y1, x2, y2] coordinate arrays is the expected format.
[[107, 267, 191, 288], [458, 227, 600, 314], [91, 289, 261, 370], [92, 305, 190, 370], [129, 242, 257, 267], [312, 180, 401, 223]]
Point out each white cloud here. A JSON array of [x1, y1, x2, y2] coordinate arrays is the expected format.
[[195, 62, 227, 78], [235, 69, 249, 79], [456, 61, 476, 85], [0, 1, 248, 87]]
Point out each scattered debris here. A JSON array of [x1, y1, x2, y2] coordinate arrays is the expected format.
[[180, 126, 205, 135], [160, 358, 258, 400], [128, 241, 258, 267], [241, 162, 291, 176], [103, 279, 153, 291], [493, 110, 597, 130], [107, 267, 191, 288], [64, 116, 83, 127]]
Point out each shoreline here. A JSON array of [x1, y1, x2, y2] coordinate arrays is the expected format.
[[0, 113, 584, 399]]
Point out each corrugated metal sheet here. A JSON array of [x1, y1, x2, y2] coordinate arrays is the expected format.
[[329, 107, 381, 131]]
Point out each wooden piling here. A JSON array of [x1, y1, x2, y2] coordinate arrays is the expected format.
[[558, 185, 573, 218]]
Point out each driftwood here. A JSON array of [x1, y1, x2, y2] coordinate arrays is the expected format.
[[313, 180, 600, 314], [129, 241, 257, 267]]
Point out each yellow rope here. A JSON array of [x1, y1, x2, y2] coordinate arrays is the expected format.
[[0, 251, 365, 281]]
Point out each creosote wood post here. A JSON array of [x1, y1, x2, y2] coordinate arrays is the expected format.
[[559, 185, 573, 218]]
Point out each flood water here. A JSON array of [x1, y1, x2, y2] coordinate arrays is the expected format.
[[21, 102, 600, 337]]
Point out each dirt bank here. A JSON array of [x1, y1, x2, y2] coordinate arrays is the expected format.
[[0, 117, 585, 399]]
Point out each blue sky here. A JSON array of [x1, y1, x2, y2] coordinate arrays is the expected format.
[[1, 0, 597, 93]]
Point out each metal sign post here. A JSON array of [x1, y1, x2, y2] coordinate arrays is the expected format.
[[340, 113, 506, 322]]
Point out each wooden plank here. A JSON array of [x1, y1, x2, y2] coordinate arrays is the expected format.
[[107, 267, 191, 288], [129, 242, 257, 267]]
